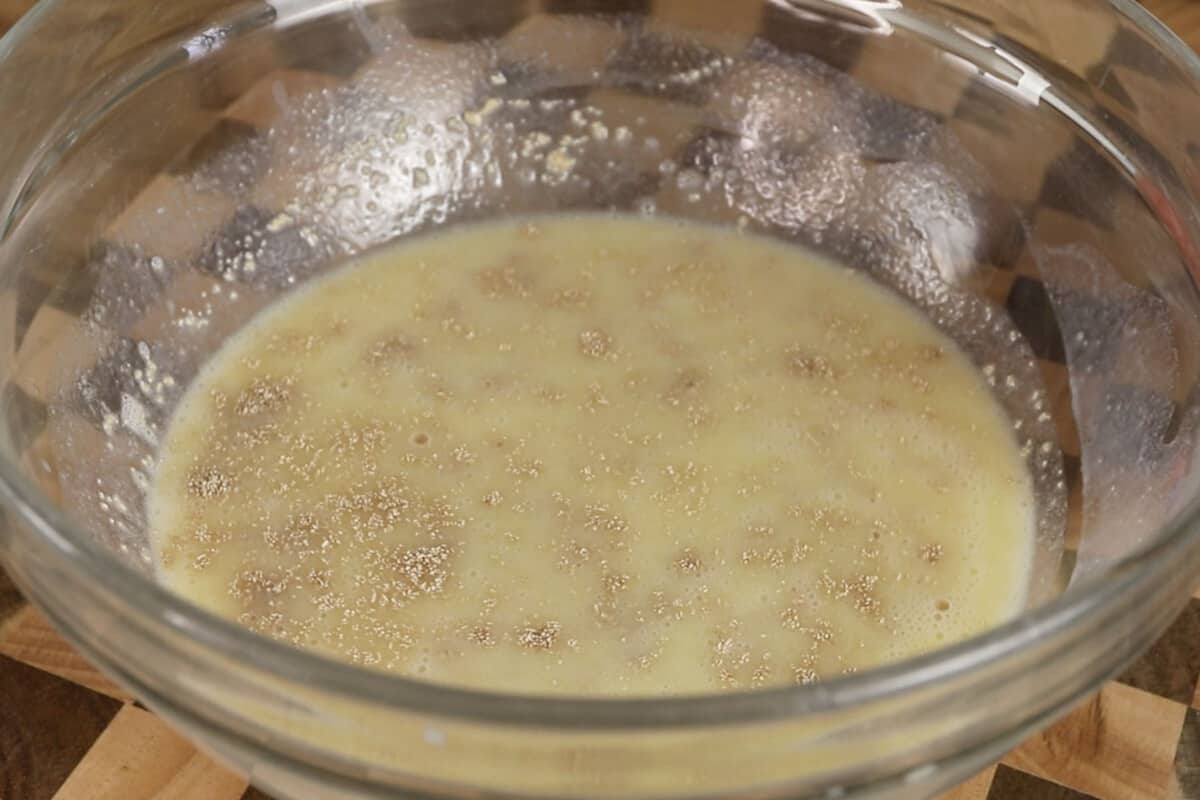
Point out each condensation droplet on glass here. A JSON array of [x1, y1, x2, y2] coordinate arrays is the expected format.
[[676, 169, 703, 192]]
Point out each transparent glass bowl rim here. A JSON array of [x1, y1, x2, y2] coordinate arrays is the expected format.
[[1, 0, 1199, 731]]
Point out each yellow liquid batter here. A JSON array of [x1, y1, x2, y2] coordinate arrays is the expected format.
[[149, 214, 1033, 695]]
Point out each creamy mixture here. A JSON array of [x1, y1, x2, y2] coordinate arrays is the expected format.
[[149, 214, 1033, 695]]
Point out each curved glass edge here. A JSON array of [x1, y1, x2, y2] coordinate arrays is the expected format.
[[0, 0, 1198, 733]]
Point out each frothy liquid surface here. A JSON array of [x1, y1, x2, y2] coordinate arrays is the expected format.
[[149, 214, 1033, 695]]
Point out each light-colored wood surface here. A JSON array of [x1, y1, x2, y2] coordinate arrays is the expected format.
[[1146, 1, 1200, 44], [53, 706, 249, 800], [1002, 682, 1190, 799], [0, 609, 132, 702]]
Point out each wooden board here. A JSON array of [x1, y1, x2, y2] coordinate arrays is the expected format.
[[3, 0, 1200, 798]]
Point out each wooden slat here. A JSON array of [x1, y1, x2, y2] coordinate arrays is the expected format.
[[0, 0, 34, 31], [0, 608, 133, 702], [1003, 682, 1189, 800], [53, 705, 247, 800], [1142, 0, 1200, 48], [0, 653, 123, 800]]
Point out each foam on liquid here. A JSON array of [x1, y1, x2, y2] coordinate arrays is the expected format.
[[149, 214, 1034, 695]]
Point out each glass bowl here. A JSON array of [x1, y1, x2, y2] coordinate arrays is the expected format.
[[2, 0, 1200, 797]]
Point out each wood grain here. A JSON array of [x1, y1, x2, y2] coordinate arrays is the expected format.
[[1120, 599, 1200, 706], [0, 564, 25, 633], [986, 766, 1093, 800], [0, 655, 122, 800], [1142, 1, 1200, 47], [1003, 682, 1189, 800], [0, 608, 132, 702], [52, 705, 247, 800], [0, 0, 32, 32], [1172, 708, 1200, 800]]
